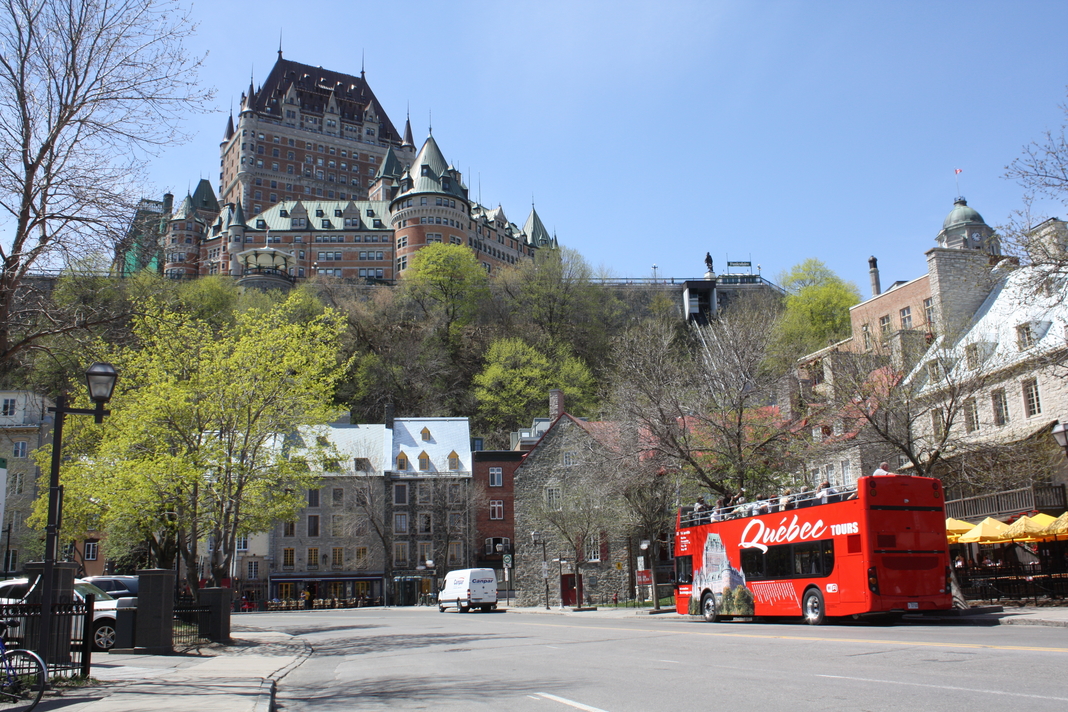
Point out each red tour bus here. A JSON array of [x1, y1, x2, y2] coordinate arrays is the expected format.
[[674, 474, 952, 624]]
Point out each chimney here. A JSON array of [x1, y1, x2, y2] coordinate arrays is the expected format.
[[548, 389, 565, 420], [383, 402, 395, 430], [868, 256, 881, 297]]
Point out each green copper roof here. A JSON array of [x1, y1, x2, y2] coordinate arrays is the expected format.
[[190, 179, 219, 214], [523, 206, 552, 247], [376, 146, 405, 180], [942, 197, 986, 230]]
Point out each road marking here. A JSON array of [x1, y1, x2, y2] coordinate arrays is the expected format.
[[517, 620, 1068, 654], [659, 659, 681, 664], [536, 692, 610, 711], [817, 674, 1068, 702]]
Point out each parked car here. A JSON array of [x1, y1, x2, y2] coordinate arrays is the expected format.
[[82, 575, 138, 598], [0, 577, 132, 651]]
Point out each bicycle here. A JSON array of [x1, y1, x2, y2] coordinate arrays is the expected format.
[[0, 619, 46, 711]]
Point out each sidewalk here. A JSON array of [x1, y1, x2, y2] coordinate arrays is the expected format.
[[43, 630, 309, 712], [39, 604, 1068, 711]]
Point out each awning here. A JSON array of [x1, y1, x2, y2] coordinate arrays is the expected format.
[[957, 517, 1008, 543]]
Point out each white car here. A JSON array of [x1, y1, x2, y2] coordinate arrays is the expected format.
[[0, 577, 132, 651]]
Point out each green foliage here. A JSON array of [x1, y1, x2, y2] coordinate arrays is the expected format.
[[33, 292, 348, 588], [473, 338, 596, 436], [774, 259, 861, 360], [401, 243, 490, 342]]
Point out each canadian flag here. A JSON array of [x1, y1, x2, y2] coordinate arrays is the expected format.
[[955, 168, 962, 174]]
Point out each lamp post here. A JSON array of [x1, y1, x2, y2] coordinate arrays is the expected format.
[[39, 362, 118, 665], [531, 531, 549, 610], [1053, 421, 1068, 457], [553, 557, 567, 609]]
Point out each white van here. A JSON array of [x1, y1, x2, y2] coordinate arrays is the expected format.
[[438, 568, 498, 612]]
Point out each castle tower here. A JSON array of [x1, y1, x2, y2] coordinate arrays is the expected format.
[[935, 197, 1000, 255]]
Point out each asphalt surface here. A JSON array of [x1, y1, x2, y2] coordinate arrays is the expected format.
[[271, 607, 1068, 712]]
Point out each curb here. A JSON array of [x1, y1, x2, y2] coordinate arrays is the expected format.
[[253, 679, 275, 712]]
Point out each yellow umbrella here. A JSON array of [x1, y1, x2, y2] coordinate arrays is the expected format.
[[1040, 512, 1068, 538], [958, 517, 1009, 544], [1030, 512, 1057, 529], [998, 515, 1047, 543], [946, 517, 974, 534]]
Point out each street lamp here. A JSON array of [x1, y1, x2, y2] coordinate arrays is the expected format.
[[1052, 421, 1068, 456], [552, 557, 568, 609], [39, 362, 118, 664], [531, 531, 549, 610]]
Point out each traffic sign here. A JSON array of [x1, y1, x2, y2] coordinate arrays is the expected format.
[[503, 554, 513, 568]]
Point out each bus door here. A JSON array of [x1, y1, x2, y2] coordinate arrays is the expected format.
[[838, 532, 866, 604]]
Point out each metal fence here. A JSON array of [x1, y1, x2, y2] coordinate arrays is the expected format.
[[0, 601, 92, 678], [173, 604, 212, 649]]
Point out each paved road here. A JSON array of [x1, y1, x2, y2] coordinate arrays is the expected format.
[[266, 608, 1068, 712]]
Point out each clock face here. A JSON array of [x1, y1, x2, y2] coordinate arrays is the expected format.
[[971, 232, 982, 241]]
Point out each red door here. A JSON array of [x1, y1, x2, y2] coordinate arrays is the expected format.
[[560, 574, 578, 606]]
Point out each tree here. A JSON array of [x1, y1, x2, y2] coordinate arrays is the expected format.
[[473, 337, 596, 442], [0, 0, 210, 377], [609, 298, 800, 502], [400, 243, 490, 349], [774, 259, 861, 361], [35, 292, 346, 592]]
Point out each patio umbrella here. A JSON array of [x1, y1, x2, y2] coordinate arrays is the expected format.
[[998, 515, 1047, 543], [957, 517, 1009, 544], [1030, 512, 1057, 529], [946, 517, 975, 543], [1040, 512, 1068, 538]]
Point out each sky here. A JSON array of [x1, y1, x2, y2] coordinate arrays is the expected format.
[[148, 0, 1068, 296]]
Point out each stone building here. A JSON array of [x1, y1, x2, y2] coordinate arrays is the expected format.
[[512, 394, 634, 608], [266, 416, 475, 605], [0, 390, 52, 575]]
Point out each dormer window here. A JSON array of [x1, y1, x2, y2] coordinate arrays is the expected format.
[[334, 209, 343, 217], [366, 208, 374, 217], [256, 219, 266, 229], [315, 209, 324, 217], [418, 452, 430, 471], [396, 453, 409, 471], [448, 452, 460, 470], [421, 427, 431, 441], [279, 209, 289, 217]]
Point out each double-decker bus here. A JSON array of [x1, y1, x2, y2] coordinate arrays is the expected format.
[[674, 474, 952, 624]]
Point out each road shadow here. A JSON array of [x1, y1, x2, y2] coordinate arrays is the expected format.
[[306, 631, 510, 657]]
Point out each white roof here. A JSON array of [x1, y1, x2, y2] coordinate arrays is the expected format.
[[317, 423, 391, 473], [392, 417, 472, 475]]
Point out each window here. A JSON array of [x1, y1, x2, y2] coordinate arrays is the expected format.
[[394, 513, 408, 534], [394, 483, 408, 505], [861, 324, 872, 351], [448, 452, 460, 470], [449, 512, 462, 531], [283, 521, 295, 537], [926, 360, 941, 383], [1023, 379, 1042, 417], [448, 541, 462, 566], [490, 500, 504, 520], [562, 451, 578, 466], [12, 441, 26, 458], [247, 561, 259, 579], [393, 542, 408, 566], [418, 541, 432, 564], [421, 427, 431, 441], [417, 484, 431, 504], [236, 535, 248, 551], [449, 483, 462, 503], [419, 453, 430, 471], [965, 343, 980, 369], [332, 487, 344, 506], [355, 547, 367, 564], [1017, 324, 1036, 350], [396, 453, 408, 470], [1, 398, 15, 416], [7, 472, 23, 495], [931, 409, 946, 440], [899, 306, 912, 330], [485, 537, 511, 555], [308, 489, 320, 507], [84, 541, 98, 561], [332, 547, 344, 567], [740, 539, 835, 581], [354, 458, 372, 472], [331, 515, 344, 537], [418, 512, 432, 533], [307, 515, 320, 537], [307, 547, 319, 570], [545, 487, 561, 510], [283, 548, 295, 567], [963, 398, 979, 433], [489, 467, 503, 487], [879, 314, 892, 337], [992, 389, 1009, 427], [585, 534, 601, 562]]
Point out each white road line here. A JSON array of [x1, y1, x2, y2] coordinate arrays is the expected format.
[[544, 645, 561, 649], [817, 675, 1068, 702], [659, 659, 681, 664], [536, 692, 611, 711]]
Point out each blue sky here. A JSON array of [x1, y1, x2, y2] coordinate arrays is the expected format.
[[151, 0, 1068, 295]]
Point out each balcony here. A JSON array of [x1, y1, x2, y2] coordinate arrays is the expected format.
[[945, 484, 1067, 522]]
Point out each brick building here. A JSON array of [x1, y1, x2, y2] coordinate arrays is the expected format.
[[156, 53, 555, 285]]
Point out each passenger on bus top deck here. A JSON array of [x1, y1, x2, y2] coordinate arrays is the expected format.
[[694, 496, 707, 512], [817, 480, 838, 504], [872, 462, 892, 476], [779, 488, 793, 511]]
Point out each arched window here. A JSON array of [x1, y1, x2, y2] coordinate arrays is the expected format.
[[448, 451, 460, 470], [396, 452, 409, 471], [418, 452, 431, 471]]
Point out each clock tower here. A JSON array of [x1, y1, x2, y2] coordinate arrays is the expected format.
[[935, 197, 1000, 255]]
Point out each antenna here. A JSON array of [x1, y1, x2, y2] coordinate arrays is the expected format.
[[429, 108, 433, 135], [361, 50, 365, 78]]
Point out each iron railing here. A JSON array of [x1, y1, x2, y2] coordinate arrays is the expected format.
[[0, 601, 92, 678], [945, 484, 1067, 521], [172, 604, 212, 649]]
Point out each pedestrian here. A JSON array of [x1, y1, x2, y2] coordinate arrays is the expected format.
[[303, 587, 313, 610], [872, 462, 891, 477]]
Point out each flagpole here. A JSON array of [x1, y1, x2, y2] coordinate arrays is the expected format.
[[954, 168, 962, 197]]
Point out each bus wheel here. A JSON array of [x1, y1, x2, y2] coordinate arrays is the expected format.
[[701, 592, 718, 622], [803, 589, 825, 626]]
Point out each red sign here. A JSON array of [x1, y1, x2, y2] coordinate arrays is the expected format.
[[636, 570, 652, 585]]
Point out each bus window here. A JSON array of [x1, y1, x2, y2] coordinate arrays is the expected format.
[[675, 554, 693, 584], [740, 549, 764, 578], [740, 540, 835, 581]]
